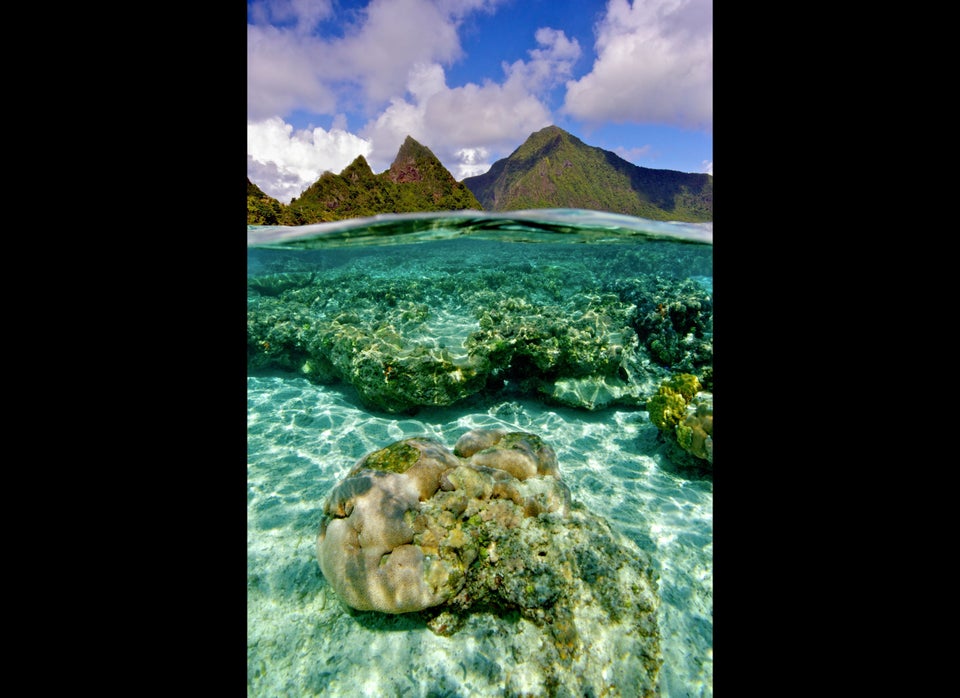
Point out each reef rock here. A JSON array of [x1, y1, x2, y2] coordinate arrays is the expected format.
[[647, 373, 713, 468], [317, 429, 663, 696], [247, 267, 713, 413], [676, 392, 713, 464]]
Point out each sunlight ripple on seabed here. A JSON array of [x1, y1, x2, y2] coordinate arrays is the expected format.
[[247, 375, 712, 697]]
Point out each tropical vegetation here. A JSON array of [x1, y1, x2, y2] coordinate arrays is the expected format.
[[247, 127, 713, 225]]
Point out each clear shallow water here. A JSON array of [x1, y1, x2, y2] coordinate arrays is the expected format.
[[247, 209, 713, 697]]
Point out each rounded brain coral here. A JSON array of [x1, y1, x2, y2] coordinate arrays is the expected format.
[[455, 429, 560, 479], [313, 430, 665, 696], [317, 431, 570, 614], [317, 438, 462, 613]]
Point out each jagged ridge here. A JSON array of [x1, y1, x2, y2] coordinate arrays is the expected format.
[[247, 136, 482, 225]]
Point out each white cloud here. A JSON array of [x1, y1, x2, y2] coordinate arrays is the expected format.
[[361, 62, 552, 179], [247, 24, 339, 121], [406, 62, 447, 103], [247, 0, 710, 199], [422, 80, 553, 148], [454, 147, 491, 178], [248, 1, 572, 181], [357, 27, 579, 178], [702, 160, 712, 176], [563, 0, 712, 131], [247, 117, 373, 203], [335, 0, 464, 104], [248, 0, 470, 122], [249, 14, 572, 192], [248, 156, 306, 204], [502, 27, 581, 93], [361, 101, 421, 168]]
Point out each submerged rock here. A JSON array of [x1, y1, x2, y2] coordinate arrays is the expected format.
[[316, 429, 663, 696]]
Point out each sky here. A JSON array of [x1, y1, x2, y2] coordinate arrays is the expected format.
[[248, 0, 712, 204]]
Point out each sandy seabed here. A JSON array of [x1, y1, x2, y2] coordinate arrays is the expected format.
[[248, 375, 712, 697]]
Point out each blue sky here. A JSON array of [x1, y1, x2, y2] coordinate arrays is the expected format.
[[248, 0, 712, 204]]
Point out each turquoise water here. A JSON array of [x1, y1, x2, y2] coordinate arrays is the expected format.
[[247, 209, 713, 697]]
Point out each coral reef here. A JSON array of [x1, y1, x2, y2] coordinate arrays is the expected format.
[[247, 250, 712, 413], [607, 274, 713, 389], [317, 437, 463, 613], [316, 430, 663, 696], [316, 431, 572, 614], [647, 373, 713, 468], [677, 394, 713, 463]]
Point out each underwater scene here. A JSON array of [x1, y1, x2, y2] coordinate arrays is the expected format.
[[247, 209, 713, 697]]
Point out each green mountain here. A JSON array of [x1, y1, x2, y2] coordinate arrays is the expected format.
[[461, 125, 712, 222], [247, 177, 286, 225], [247, 136, 482, 225]]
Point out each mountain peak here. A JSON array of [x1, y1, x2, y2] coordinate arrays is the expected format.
[[462, 128, 712, 222], [247, 127, 711, 225], [388, 135, 448, 184], [512, 125, 576, 159], [534, 124, 565, 137], [341, 155, 375, 182], [256, 135, 481, 223]]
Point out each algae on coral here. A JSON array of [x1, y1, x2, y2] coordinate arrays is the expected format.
[[315, 430, 663, 697]]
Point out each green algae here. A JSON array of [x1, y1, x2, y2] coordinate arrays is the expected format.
[[360, 441, 422, 473]]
